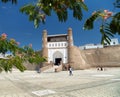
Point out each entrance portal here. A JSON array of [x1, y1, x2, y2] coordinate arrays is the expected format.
[[55, 58, 62, 65], [53, 51, 63, 65]]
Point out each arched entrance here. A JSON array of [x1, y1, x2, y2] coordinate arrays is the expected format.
[[53, 51, 63, 65]]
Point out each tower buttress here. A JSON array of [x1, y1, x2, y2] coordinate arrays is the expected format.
[[42, 30, 48, 61], [68, 28, 73, 47], [67, 28, 74, 67]]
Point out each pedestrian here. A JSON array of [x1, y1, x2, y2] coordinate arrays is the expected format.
[[69, 66, 73, 76]]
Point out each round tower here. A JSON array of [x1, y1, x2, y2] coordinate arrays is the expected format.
[[68, 28, 73, 47], [67, 28, 74, 67], [42, 30, 48, 61]]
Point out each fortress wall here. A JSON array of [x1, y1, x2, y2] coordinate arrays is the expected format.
[[70, 46, 90, 69], [83, 45, 120, 67]]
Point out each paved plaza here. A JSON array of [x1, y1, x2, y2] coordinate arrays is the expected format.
[[0, 68, 120, 97]]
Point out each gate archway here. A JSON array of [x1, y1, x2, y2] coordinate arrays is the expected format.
[[53, 51, 63, 65]]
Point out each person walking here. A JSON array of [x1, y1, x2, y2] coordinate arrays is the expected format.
[[69, 66, 73, 76]]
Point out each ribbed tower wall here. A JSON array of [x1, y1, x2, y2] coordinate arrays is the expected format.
[[67, 28, 74, 68], [67, 28, 89, 69], [42, 30, 48, 61]]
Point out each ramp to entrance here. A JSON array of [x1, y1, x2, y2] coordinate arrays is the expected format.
[[42, 66, 55, 73], [43, 65, 63, 73]]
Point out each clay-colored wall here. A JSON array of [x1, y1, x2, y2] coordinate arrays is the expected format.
[[69, 46, 90, 70], [23, 62, 39, 70], [83, 45, 120, 67]]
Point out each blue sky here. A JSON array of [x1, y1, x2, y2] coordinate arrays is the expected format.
[[0, 0, 118, 50]]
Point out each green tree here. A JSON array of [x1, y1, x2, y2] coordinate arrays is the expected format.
[[0, 33, 46, 73], [84, 0, 120, 45], [20, 0, 88, 28]]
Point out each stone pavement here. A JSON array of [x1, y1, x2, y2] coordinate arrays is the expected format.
[[0, 68, 120, 97]]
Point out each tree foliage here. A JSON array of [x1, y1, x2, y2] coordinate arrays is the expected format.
[[1, 0, 17, 4], [0, 33, 46, 73], [113, 0, 120, 8], [84, 10, 114, 45], [110, 12, 120, 34], [84, 0, 120, 45], [20, 0, 88, 28], [1, 0, 120, 45]]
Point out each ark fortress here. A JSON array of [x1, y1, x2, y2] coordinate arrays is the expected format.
[[42, 28, 120, 70]]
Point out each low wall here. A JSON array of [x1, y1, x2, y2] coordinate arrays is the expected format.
[[23, 62, 38, 70]]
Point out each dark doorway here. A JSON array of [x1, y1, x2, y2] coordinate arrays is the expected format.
[[55, 58, 62, 65]]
